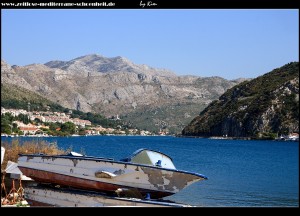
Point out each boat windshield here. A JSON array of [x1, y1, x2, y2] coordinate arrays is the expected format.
[[121, 149, 176, 169]]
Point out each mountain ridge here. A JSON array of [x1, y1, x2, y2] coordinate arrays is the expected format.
[[1, 54, 245, 133], [44, 54, 177, 77]]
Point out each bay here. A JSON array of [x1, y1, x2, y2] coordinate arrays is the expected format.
[[1, 135, 299, 207]]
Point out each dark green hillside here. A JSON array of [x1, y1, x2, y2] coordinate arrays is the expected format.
[[1, 83, 65, 112], [182, 62, 299, 139], [122, 102, 208, 134]]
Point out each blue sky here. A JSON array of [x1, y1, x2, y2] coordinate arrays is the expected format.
[[2, 9, 299, 80]]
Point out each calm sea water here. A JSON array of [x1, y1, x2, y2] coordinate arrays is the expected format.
[[1, 136, 299, 207]]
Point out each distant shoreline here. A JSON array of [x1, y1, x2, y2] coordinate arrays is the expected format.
[[175, 135, 300, 141], [176, 135, 252, 140], [1, 134, 298, 142]]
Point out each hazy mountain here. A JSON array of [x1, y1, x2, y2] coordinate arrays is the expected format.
[[1, 55, 245, 133], [45, 54, 177, 77]]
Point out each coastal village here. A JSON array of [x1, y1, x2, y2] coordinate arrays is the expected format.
[[1, 107, 298, 140], [1, 107, 166, 137]]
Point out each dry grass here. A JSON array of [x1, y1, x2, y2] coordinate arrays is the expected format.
[[1, 140, 66, 171]]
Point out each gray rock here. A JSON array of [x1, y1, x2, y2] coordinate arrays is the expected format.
[[1, 55, 244, 133]]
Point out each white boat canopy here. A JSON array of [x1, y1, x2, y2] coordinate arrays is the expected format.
[[121, 148, 176, 169]]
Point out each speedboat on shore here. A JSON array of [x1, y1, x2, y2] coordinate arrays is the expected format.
[[18, 148, 207, 199]]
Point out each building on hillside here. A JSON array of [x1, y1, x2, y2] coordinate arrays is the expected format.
[[18, 125, 39, 135]]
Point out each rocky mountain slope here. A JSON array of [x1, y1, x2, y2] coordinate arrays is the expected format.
[[1, 55, 244, 133], [182, 62, 299, 138]]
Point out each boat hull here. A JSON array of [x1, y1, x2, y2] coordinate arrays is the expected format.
[[1, 147, 5, 164], [24, 185, 191, 207], [19, 167, 173, 199], [18, 154, 206, 199]]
